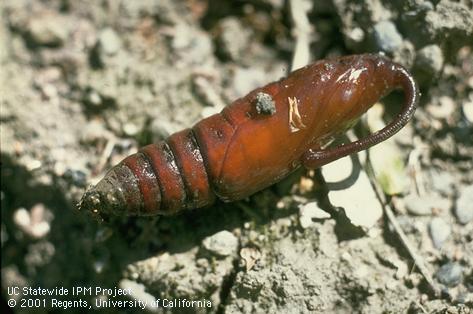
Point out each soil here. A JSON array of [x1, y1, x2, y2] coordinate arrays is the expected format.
[[1, 0, 472, 313]]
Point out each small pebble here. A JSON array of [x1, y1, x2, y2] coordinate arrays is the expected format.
[[345, 27, 365, 47], [430, 170, 455, 196], [462, 100, 473, 123], [404, 193, 450, 216], [27, 12, 69, 46], [97, 28, 121, 56], [25, 157, 42, 171], [122, 122, 140, 137], [414, 44, 444, 77], [373, 20, 403, 53], [202, 230, 238, 257], [455, 184, 473, 224], [436, 262, 463, 287], [429, 217, 451, 248], [89, 91, 102, 106], [404, 194, 432, 215], [13, 204, 51, 239], [13, 208, 30, 228]]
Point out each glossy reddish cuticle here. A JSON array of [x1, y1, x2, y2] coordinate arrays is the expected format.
[[78, 54, 418, 217]]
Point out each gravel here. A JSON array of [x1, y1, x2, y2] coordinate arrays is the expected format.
[[436, 262, 463, 287], [455, 184, 473, 224], [414, 44, 444, 84], [26, 11, 69, 47], [97, 28, 122, 56], [372, 20, 403, 53], [429, 217, 451, 249], [429, 169, 455, 196], [404, 193, 450, 216]]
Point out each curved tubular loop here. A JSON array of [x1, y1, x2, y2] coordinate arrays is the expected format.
[[302, 64, 419, 169]]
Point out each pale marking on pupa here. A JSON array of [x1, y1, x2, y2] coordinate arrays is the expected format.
[[335, 67, 367, 84], [288, 97, 306, 133]]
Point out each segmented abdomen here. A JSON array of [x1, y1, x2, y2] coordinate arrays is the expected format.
[[80, 54, 418, 218], [120, 128, 216, 215]]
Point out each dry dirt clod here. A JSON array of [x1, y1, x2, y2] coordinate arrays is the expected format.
[[202, 231, 238, 258]]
